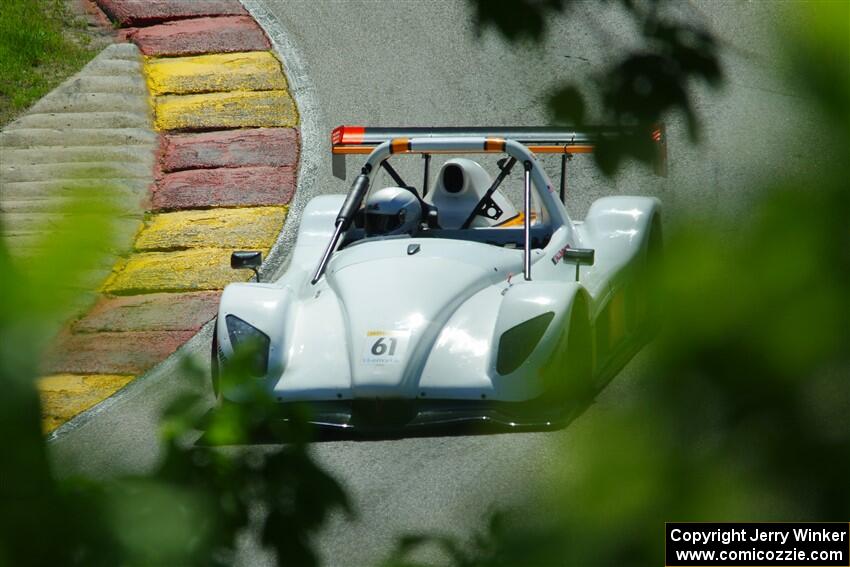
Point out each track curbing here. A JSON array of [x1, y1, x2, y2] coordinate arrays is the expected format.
[[28, 0, 304, 433]]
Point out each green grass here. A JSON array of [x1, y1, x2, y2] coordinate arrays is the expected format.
[[0, 0, 98, 126]]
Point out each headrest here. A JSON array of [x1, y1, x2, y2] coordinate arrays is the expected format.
[[427, 159, 516, 228]]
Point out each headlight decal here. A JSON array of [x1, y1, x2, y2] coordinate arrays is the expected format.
[[496, 311, 555, 375]]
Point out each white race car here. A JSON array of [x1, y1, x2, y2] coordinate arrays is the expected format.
[[213, 126, 665, 432]]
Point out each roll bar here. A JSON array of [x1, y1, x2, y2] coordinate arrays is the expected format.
[[313, 126, 668, 285], [312, 136, 568, 285]]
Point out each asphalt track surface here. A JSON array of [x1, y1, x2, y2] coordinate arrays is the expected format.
[[50, 2, 813, 565]]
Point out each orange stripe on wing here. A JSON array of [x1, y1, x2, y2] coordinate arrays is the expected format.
[[528, 144, 594, 154], [332, 145, 373, 154]]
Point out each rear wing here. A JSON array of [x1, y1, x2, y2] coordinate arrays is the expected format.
[[330, 125, 667, 179]]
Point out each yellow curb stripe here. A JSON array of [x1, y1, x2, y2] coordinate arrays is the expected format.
[[135, 206, 288, 250], [103, 247, 262, 293], [144, 51, 288, 96], [154, 89, 298, 130], [39, 374, 134, 433]]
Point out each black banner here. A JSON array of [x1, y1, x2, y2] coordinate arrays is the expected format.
[[666, 523, 850, 566]]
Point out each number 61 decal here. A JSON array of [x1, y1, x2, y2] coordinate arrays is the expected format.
[[370, 337, 398, 356], [362, 330, 410, 365]]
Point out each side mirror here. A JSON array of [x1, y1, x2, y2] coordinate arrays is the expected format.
[[563, 248, 594, 281], [231, 251, 262, 281]]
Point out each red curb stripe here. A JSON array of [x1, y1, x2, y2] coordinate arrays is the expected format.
[[81, 0, 119, 33], [44, 330, 198, 374], [97, 0, 247, 27], [152, 165, 296, 211], [160, 128, 300, 172], [128, 16, 271, 57], [73, 291, 221, 332]]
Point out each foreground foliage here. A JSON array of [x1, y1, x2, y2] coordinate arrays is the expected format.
[[0, 188, 350, 565], [386, 2, 850, 565]]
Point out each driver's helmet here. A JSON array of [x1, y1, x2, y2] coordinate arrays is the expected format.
[[364, 187, 422, 236]]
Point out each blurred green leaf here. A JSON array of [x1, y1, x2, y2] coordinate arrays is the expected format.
[[548, 85, 586, 125], [468, 0, 565, 42]]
